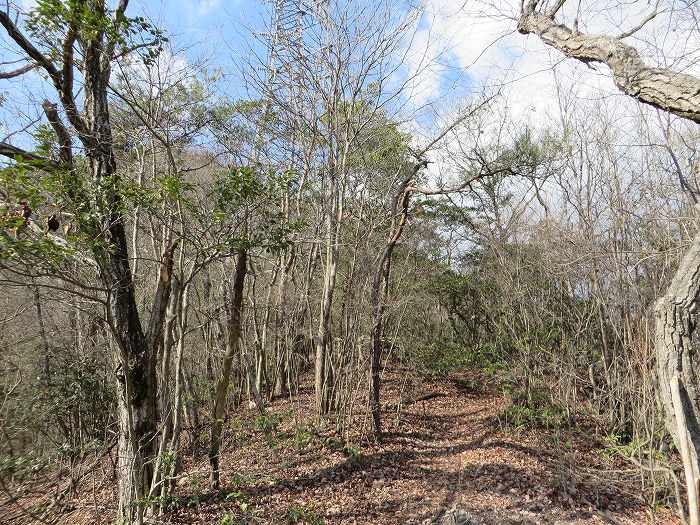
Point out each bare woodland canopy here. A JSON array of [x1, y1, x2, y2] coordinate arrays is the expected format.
[[0, 1, 699, 524]]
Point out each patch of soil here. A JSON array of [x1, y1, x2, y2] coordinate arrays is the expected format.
[[1, 371, 681, 524]]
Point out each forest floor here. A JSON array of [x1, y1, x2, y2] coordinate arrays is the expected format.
[[3, 370, 681, 525]]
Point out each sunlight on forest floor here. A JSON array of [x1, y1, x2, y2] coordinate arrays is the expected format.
[[4, 370, 678, 525]]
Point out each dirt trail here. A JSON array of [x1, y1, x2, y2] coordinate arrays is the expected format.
[[163, 373, 677, 525], [5, 372, 679, 524]]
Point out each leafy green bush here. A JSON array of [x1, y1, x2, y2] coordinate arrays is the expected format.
[[217, 515, 241, 525], [225, 490, 254, 514], [600, 434, 665, 461], [412, 339, 476, 377], [229, 472, 256, 487], [0, 453, 48, 483], [293, 425, 313, 450]]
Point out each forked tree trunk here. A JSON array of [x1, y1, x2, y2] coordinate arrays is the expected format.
[[81, 7, 175, 521], [209, 249, 248, 489], [114, 241, 175, 523], [370, 181, 412, 440], [0, 3, 176, 523]]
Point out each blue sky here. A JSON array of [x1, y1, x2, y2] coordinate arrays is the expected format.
[[0, 0, 271, 147], [2, 0, 697, 155], [130, 0, 267, 99]]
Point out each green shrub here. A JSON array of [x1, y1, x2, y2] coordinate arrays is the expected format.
[[254, 413, 282, 433], [412, 340, 475, 377], [217, 515, 241, 525], [600, 434, 665, 461], [286, 505, 324, 524], [0, 453, 48, 482], [229, 472, 256, 486], [498, 388, 570, 430], [293, 425, 313, 450]]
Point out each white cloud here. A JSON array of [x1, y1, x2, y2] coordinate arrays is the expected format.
[[197, 0, 222, 16], [406, 0, 700, 128], [116, 48, 190, 97], [396, 0, 700, 202]]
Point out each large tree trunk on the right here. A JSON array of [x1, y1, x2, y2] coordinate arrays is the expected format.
[[515, 4, 700, 518], [655, 231, 700, 522]]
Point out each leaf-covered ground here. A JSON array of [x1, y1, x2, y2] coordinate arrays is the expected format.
[[3, 371, 680, 524]]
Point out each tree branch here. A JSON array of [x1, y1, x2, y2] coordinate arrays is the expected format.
[[0, 7, 90, 143], [104, 0, 130, 69], [414, 96, 494, 158], [547, 0, 568, 18], [146, 240, 178, 350], [0, 142, 59, 170], [405, 165, 514, 196], [618, 5, 660, 39], [41, 101, 73, 166], [0, 10, 61, 86], [0, 62, 37, 79], [517, 8, 700, 123]]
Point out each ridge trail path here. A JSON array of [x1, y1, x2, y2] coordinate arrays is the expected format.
[[37, 372, 679, 524], [167, 372, 678, 525]]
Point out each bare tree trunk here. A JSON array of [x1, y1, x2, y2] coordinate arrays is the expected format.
[[672, 375, 700, 525], [148, 276, 180, 507], [31, 280, 51, 386], [209, 249, 247, 489], [257, 263, 277, 396], [369, 179, 413, 439], [316, 184, 340, 416], [655, 231, 700, 524], [161, 282, 190, 501], [274, 246, 295, 396]]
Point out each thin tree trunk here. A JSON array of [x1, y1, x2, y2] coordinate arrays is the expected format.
[[316, 201, 337, 416], [209, 249, 248, 489], [672, 375, 700, 525], [32, 280, 51, 386], [370, 184, 411, 439]]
